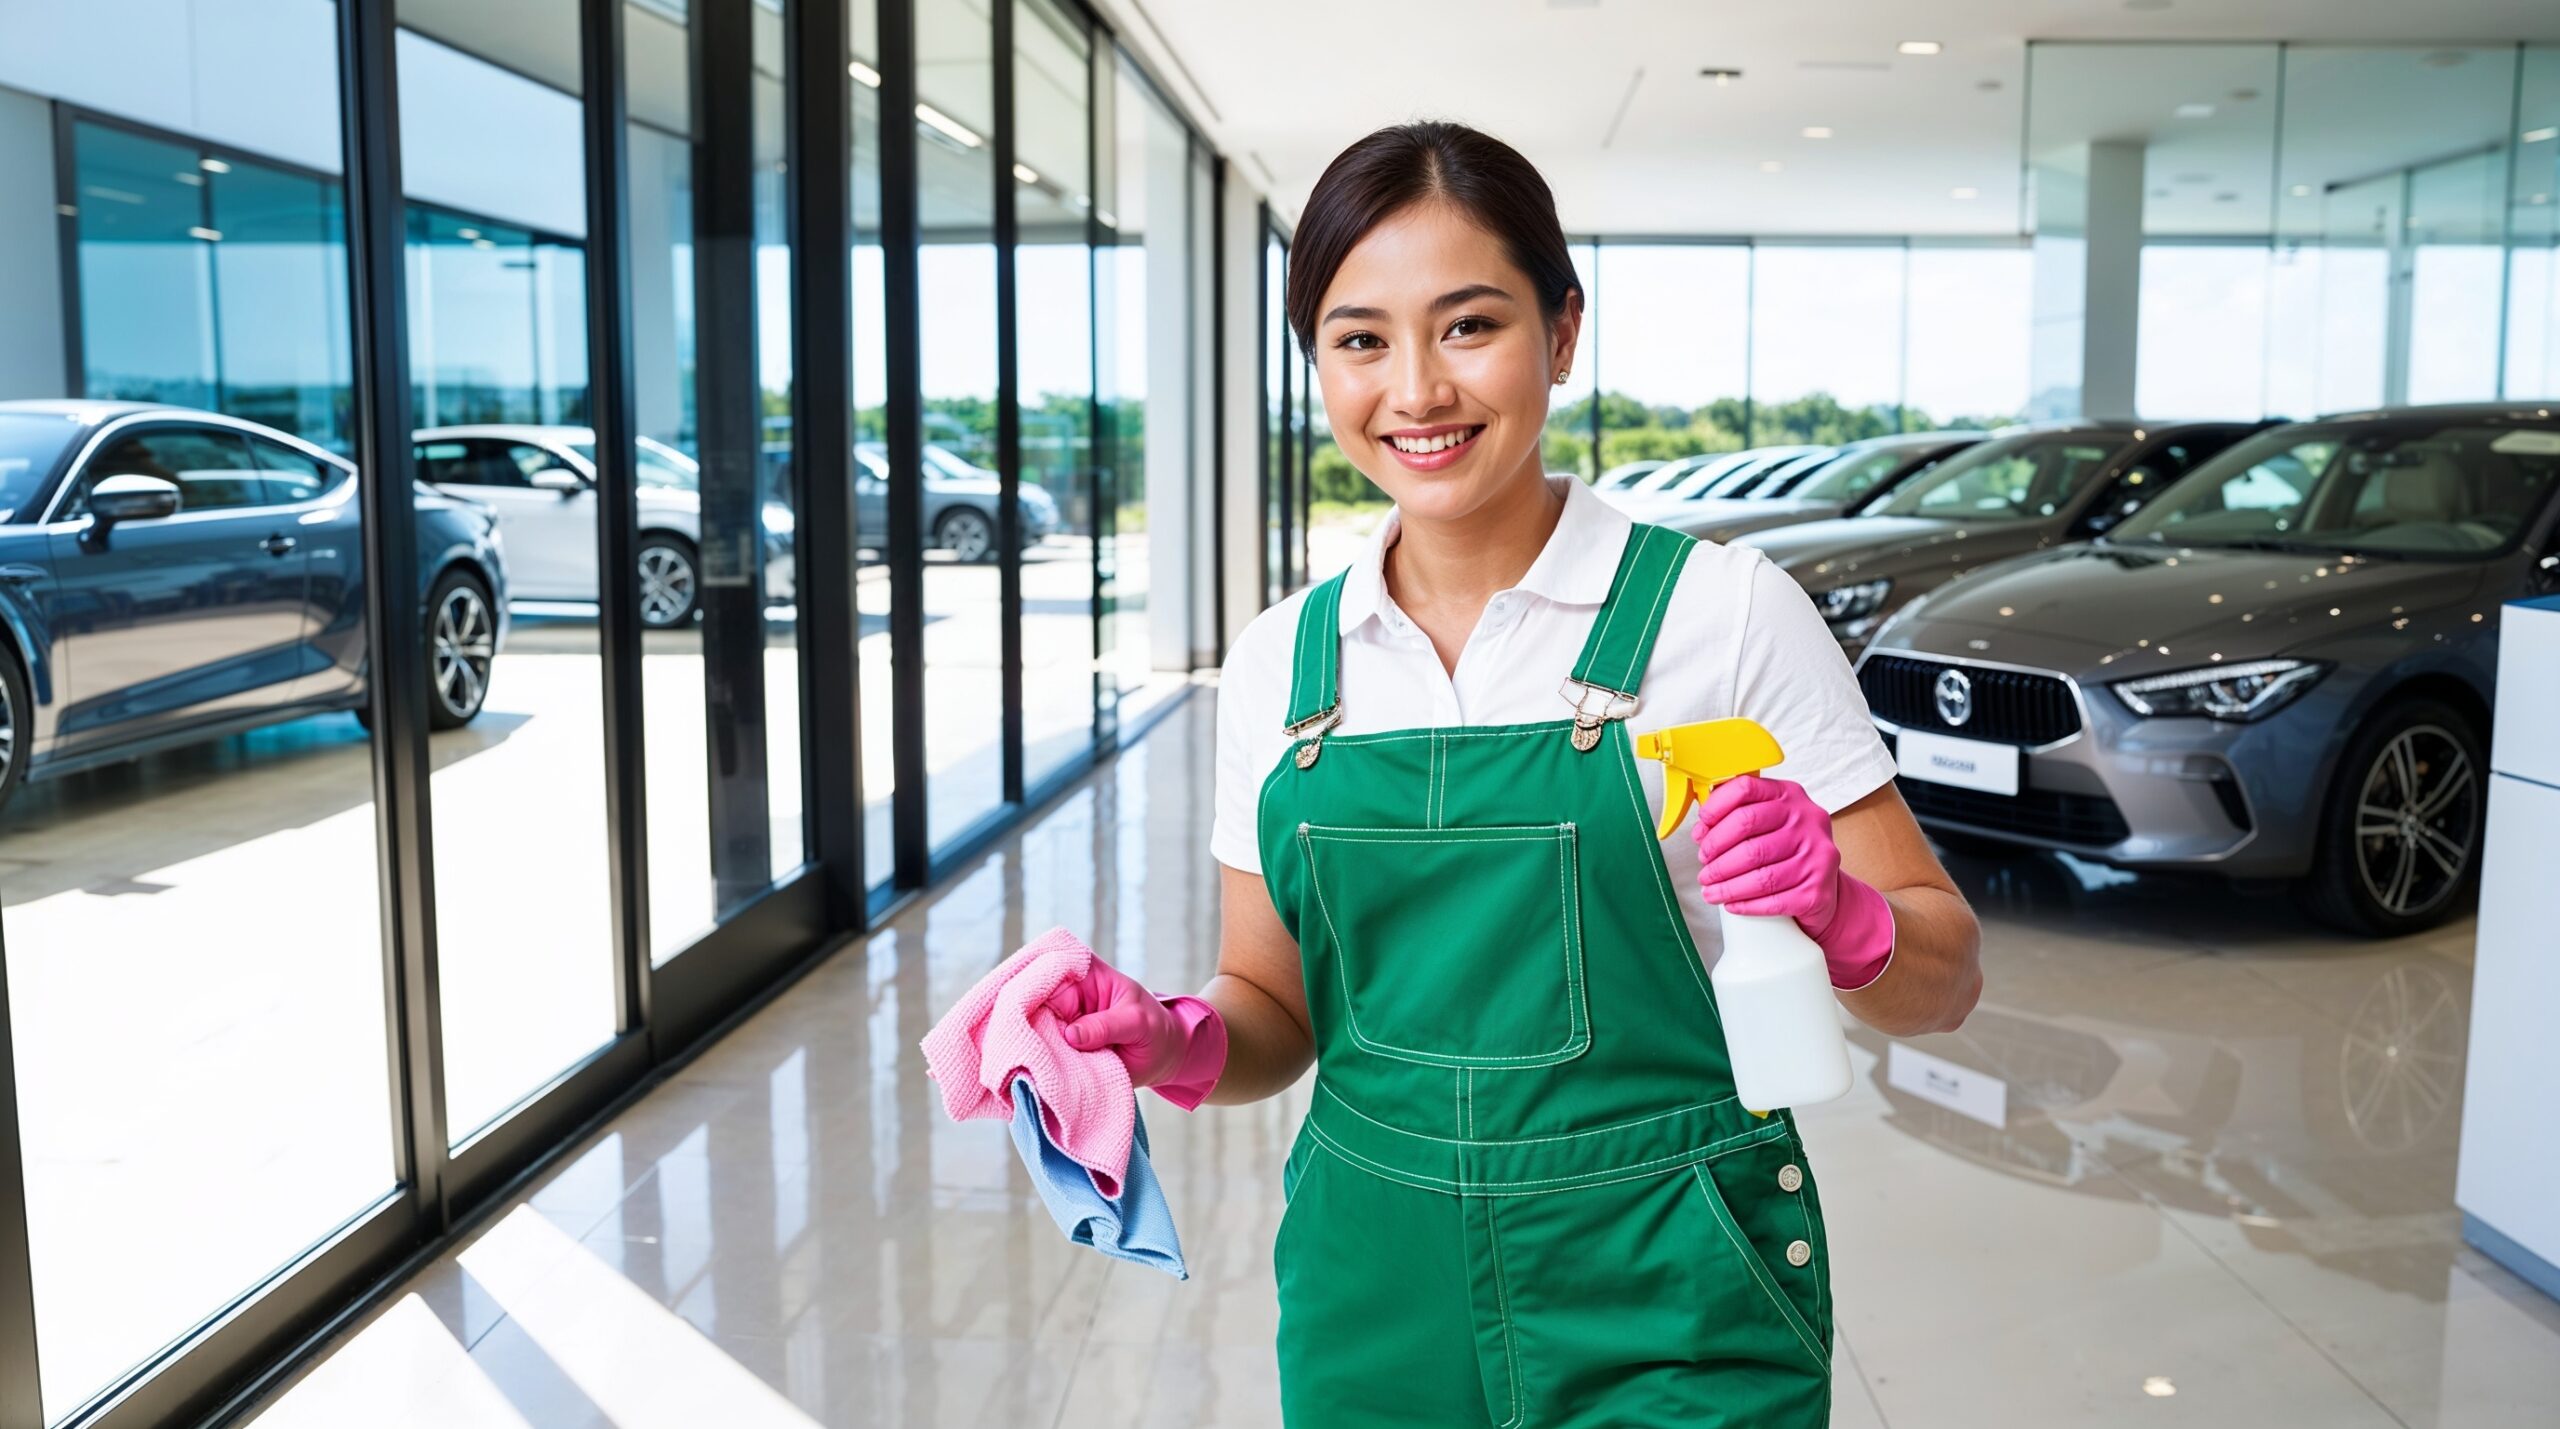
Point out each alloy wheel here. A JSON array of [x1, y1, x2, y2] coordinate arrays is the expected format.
[[638, 544, 697, 626], [433, 584, 496, 720], [2350, 724, 2477, 919], [940, 509, 993, 563]]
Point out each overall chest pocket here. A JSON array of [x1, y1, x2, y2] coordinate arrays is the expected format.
[[1296, 822, 1590, 1070]]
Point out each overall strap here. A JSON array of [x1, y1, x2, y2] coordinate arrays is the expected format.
[[1282, 570, 1349, 731], [1570, 522, 1695, 699]]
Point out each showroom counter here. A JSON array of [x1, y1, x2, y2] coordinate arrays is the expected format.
[[2456, 591, 2560, 1303]]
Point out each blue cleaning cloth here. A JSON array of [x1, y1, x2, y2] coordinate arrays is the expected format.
[[1007, 1077, 1188, 1279]]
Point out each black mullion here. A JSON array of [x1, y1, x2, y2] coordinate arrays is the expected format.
[[581, 0, 652, 1032], [790, 0, 863, 925], [692, 0, 774, 909], [879, 0, 929, 888], [994, 0, 1025, 807], [1253, 201, 1269, 605], [1208, 152, 1225, 658], [1588, 237, 1602, 479], [53, 105, 83, 398], [0, 916, 37, 1429], [341, 0, 448, 1223]]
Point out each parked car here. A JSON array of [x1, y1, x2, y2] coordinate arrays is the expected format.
[[1612, 445, 1827, 520], [1660, 431, 1986, 545], [414, 424, 796, 628], [1594, 458, 1668, 490], [0, 400, 507, 813], [1611, 450, 1737, 498], [1739, 420, 2265, 654], [1856, 403, 2560, 934], [851, 441, 1059, 562]]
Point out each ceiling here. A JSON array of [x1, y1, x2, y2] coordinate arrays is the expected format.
[[1111, 0, 2560, 236]]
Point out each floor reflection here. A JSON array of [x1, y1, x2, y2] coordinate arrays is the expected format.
[[243, 694, 2560, 1429]]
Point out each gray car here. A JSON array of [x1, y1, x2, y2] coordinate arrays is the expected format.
[[1856, 404, 2560, 935], [1660, 431, 1985, 546], [1738, 420, 2264, 655], [852, 441, 1059, 563]]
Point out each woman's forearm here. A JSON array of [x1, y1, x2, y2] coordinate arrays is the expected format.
[[1837, 885, 1981, 1037], [1199, 970, 1316, 1105]]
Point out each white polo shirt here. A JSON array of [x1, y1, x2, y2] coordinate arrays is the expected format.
[[1211, 473, 1899, 970]]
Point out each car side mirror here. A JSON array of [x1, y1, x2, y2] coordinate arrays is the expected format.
[[530, 466, 587, 493], [89, 473, 181, 523]]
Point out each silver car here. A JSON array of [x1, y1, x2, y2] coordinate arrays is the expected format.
[[1857, 404, 2560, 935], [1659, 431, 1984, 545], [414, 424, 793, 627]]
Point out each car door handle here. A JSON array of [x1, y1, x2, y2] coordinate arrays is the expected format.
[[261, 534, 299, 556], [0, 564, 43, 587]]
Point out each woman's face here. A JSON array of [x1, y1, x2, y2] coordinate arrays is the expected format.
[[1312, 199, 1581, 524]]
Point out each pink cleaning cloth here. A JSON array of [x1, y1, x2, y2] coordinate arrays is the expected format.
[[920, 926, 1137, 1196]]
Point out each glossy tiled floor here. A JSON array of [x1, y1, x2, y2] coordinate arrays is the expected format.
[[241, 692, 2560, 1428]]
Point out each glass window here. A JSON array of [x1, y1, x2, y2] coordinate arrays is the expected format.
[[72, 125, 218, 415], [1903, 246, 2030, 429], [2114, 423, 2560, 557], [1749, 246, 1906, 442], [252, 436, 337, 503], [1875, 431, 2129, 521], [851, 0, 893, 894], [1018, 0, 1097, 793], [2137, 245, 2271, 419], [210, 159, 353, 447], [1592, 244, 1747, 468], [75, 426, 263, 513], [2510, 49, 2560, 400], [0, 412, 82, 520]]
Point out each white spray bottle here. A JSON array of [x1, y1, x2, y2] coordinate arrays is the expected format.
[[1634, 718, 1854, 1112]]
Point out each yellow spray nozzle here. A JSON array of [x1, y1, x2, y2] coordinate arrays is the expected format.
[[1632, 718, 1786, 840]]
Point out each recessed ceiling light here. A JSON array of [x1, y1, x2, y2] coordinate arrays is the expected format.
[[188, 226, 222, 242], [2229, 88, 2260, 101], [2524, 126, 2559, 144], [199, 157, 232, 175], [1699, 67, 1743, 84], [1898, 40, 1941, 56], [2213, 191, 2239, 202], [1950, 186, 1979, 199], [848, 59, 882, 88], [1977, 78, 2003, 91], [2174, 103, 2215, 118], [1759, 160, 1784, 172], [458, 227, 482, 240], [2289, 184, 2314, 197], [2124, 0, 2172, 10], [1801, 126, 1833, 139], [2142, 1377, 2177, 1398], [2532, 193, 2553, 205], [1013, 162, 1041, 185]]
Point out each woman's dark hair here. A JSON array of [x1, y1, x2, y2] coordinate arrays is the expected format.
[[1284, 121, 1581, 359]]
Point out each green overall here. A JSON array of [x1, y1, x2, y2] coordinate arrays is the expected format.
[[1256, 524, 1833, 1428]]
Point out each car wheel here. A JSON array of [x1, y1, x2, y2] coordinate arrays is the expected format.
[[0, 647, 27, 815], [637, 535, 701, 627], [427, 569, 498, 731], [2299, 697, 2485, 936], [936, 506, 996, 563]]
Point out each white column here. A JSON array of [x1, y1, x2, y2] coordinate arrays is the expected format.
[[2029, 139, 2146, 421]]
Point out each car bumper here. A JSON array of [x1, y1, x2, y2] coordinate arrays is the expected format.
[[1861, 643, 2333, 879]]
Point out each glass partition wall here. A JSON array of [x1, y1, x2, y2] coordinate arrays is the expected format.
[[0, 1, 1221, 1425]]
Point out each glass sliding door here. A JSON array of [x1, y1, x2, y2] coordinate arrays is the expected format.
[[12, 22, 394, 1423], [1014, 0, 1099, 793], [852, 0, 895, 894], [399, 1, 621, 1145], [634, 0, 813, 964]]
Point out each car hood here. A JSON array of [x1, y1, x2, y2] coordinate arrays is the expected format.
[[1664, 497, 1844, 544], [933, 476, 1001, 498], [1738, 515, 2054, 584], [1887, 543, 2491, 675]]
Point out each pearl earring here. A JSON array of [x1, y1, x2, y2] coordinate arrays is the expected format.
[[1553, 369, 1569, 385]]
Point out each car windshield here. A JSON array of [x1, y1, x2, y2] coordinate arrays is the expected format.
[[1790, 446, 1921, 504], [1871, 431, 2131, 522], [566, 438, 698, 490], [921, 445, 992, 482], [1629, 454, 1720, 493], [0, 413, 83, 520], [2109, 423, 2560, 559], [1659, 453, 1757, 498]]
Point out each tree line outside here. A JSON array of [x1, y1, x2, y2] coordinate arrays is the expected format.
[[1305, 390, 2026, 509]]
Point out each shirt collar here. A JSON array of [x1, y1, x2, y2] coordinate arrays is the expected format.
[[1337, 472, 1633, 634]]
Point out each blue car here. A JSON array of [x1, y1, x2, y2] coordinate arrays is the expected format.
[[0, 400, 509, 813]]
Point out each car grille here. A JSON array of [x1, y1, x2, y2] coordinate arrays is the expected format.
[[1898, 779, 2133, 848], [1860, 655, 2082, 747]]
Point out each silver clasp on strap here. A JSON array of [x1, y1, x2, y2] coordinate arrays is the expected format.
[[1284, 700, 1343, 769], [1558, 678, 1639, 752]]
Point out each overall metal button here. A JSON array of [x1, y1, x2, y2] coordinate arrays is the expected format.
[[1785, 1239, 1812, 1267], [1777, 1164, 1803, 1193]]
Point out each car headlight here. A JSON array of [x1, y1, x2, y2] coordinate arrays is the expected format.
[[2111, 659, 2327, 721], [1812, 578, 1891, 625]]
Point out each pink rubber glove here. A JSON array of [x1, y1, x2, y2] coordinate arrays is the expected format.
[[1043, 956, 1228, 1110], [1692, 774, 1895, 991]]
